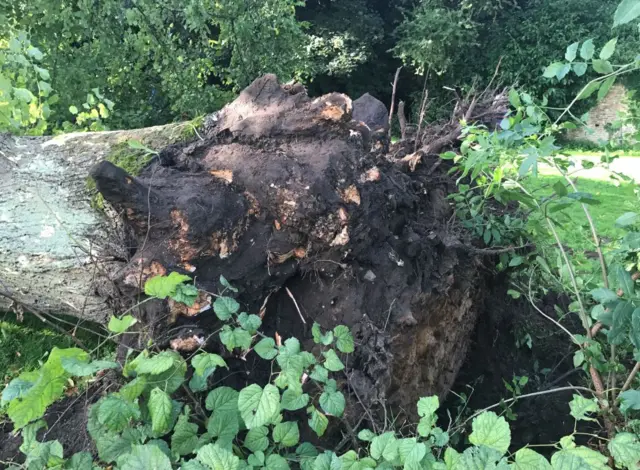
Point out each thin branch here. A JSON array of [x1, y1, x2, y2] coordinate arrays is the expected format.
[[388, 66, 402, 139], [619, 362, 640, 397]]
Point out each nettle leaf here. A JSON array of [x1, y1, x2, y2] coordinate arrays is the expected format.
[[312, 323, 334, 346], [149, 388, 173, 435], [172, 410, 199, 456], [609, 433, 640, 469], [98, 395, 142, 432], [320, 389, 345, 417], [333, 326, 354, 353], [245, 426, 269, 452], [565, 42, 579, 62], [145, 272, 192, 299], [281, 389, 310, 411], [173, 283, 199, 306], [108, 314, 137, 334], [417, 396, 439, 436], [371, 432, 398, 462], [61, 357, 118, 376], [219, 275, 238, 293], [197, 444, 240, 470], [254, 337, 278, 360], [569, 395, 598, 422], [310, 365, 329, 383], [182, 461, 209, 470], [192, 353, 227, 382], [206, 387, 239, 413], [238, 312, 262, 333], [308, 407, 329, 437], [214, 296, 240, 321], [512, 448, 551, 469], [135, 351, 180, 375], [207, 409, 239, 447], [619, 390, 640, 414], [469, 412, 511, 455], [248, 451, 265, 467], [266, 454, 291, 470], [120, 444, 172, 470], [238, 384, 280, 428], [119, 377, 148, 402], [614, 0, 640, 26], [580, 39, 595, 60], [220, 326, 253, 352], [323, 349, 344, 372], [273, 421, 300, 447], [314, 451, 341, 470]]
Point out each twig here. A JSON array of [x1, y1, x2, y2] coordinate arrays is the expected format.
[[618, 362, 640, 397], [415, 69, 430, 151], [285, 287, 306, 325], [388, 66, 402, 139], [446, 243, 532, 255]]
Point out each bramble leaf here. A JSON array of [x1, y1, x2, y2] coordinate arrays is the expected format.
[[323, 349, 344, 372], [308, 407, 329, 437], [197, 444, 240, 470], [145, 272, 192, 299], [254, 337, 278, 360], [108, 314, 137, 334], [469, 412, 511, 454], [149, 388, 173, 434], [214, 297, 240, 321], [238, 384, 280, 428], [245, 426, 269, 452], [273, 421, 300, 447], [333, 326, 354, 353]]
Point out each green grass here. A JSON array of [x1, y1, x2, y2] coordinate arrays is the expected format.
[[0, 311, 110, 386], [561, 148, 640, 157]]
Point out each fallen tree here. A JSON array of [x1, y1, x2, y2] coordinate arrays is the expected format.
[[0, 75, 506, 414]]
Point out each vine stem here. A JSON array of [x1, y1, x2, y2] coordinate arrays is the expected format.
[[618, 362, 640, 397]]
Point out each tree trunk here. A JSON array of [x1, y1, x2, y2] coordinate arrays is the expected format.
[[0, 75, 493, 414]]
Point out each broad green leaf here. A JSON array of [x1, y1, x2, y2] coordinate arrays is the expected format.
[[592, 59, 613, 74], [615, 212, 639, 227], [314, 451, 341, 470], [65, 452, 95, 470], [512, 448, 552, 470], [135, 351, 180, 375], [609, 433, 640, 469], [197, 444, 240, 470], [609, 301, 634, 345], [397, 438, 426, 465], [193, 353, 227, 379], [173, 284, 199, 306], [108, 314, 137, 334], [220, 326, 252, 351], [323, 349, 344, 372], [237, 312, 262, 333], [281, 389, 310, 411], [599, 38, 617, 60], [69, 105, 79, 115], [297, 443, 319, 458], [556, 63, 571, 80], [172, 410, 199, 456], [1, 378, 34, 406], [598, 76, 616, 101], [580, 39, 595, 60], [469, 412, 511, 454], [254, 337, 278, 360], [119, 444, 173, 470], [320, 389, 345, 417], [358, 429, 376, 441], [543, 62, 564, 79], [248, 451, 265, 467], [308, 407, 329, 437], [149, 388, 173, 434], [183, 461, 209, 470], [145, 272, 192, 299], [266, 454, 290, 470], [565, 42, 579, 62], [310, 365, 329, 383], [457, 445, 505, 469], [509, 88, 521, 108], [119, 377, 148, 402], [631, 309, 640, 350], [572, 62, 588, 77], [245, 426, 269, 452], [553, 181, 568, 197], [590, 288, 618, 304], [13, 87, 34, 102], [98, 395, 142, 432], [205, 387, 239, 413], [207, 409, 239, 446], [61, 357, 118, 376], [333, 326, 355, 353], [614, 0, 640, 26], [577, 81, 601, 100], [219, 275, 238, 292], [431, 427, 449, 447], [619, 390, 640, 414], [417, 395, 439, 436], [238, 384, 280, 428], [214, 296, 240, 320], [569, 395, 598, 422], [273, 421, 300, 447], [371, 432, 398, 462]]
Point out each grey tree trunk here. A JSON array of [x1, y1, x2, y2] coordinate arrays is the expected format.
[[0, 124, 188, 322]]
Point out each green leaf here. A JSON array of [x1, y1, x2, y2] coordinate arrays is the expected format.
[[219, 326, 252, 352], [13, 87, 34, 103], [308, 407, 329, 437], [565, 42, 579, 62], [323, 349, 344, 372], [248, 451, 265, 467], [238, 312, 262, 333], [553, 181, 568, 197], [98, 395, 142, 432], [149, 388, 173, 435], [205, 387, 239, 413], [238, 384, 280, 428], [631, 309, 640, 350], [543, 62, 564, 79], [598, 76, 616, 101], [614, 0, 640, 26], [266, 454, 290, 470], [608, 301, 635, 344], [173, 283, 199, 306], [69, 105, 79, 115], [615, 265, 635, 297], [119, 377, 148, 402], [183, 461, 209, 470], [509, 89, 521, 108], [615, 212, 639, 227], [469, 412, 511, 454], [580, 39, 595, 60], [310, 365, 329, 383], [65, 452, 95, 470], [569, 395, 598, 422], [314, 451, 341, 470], [108, 314, 137, 334], [592, 59, 613, 74], [312, 323, 334, 345], [197, 444, 240, 470], [619, 390, 640, 414], [416, 396, 439, 436], [119, 444, 172, 470], [214, 297, 240, 321], [207, 409, 239, 447], [145, 272, 192, 299], [599, 38, 618, 60], [297, 443, 319, 459], [245, 426, 269, 452], [608, 433, 640, 469], [572, 62, 588, 77], [273, 421, 300, 447], [281, 389, 310, 411], [172, 410, 199, 456], [371, 432, 398, 462], [590, 288, 618, 304], [61, 357, 118, 376], [254, 337, 278, 360], [556, 63, 571, 80], [1, 378, 33, 406], [333, 326, 354, 353], [219, 275, 238, 292], [320, 389, 345, 417], [193, 353, 227, 381], [512, 448, 552, 469], [358, 429, 376, 441], [577, 81, 601, 100], [135, 351, 180, 375]]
